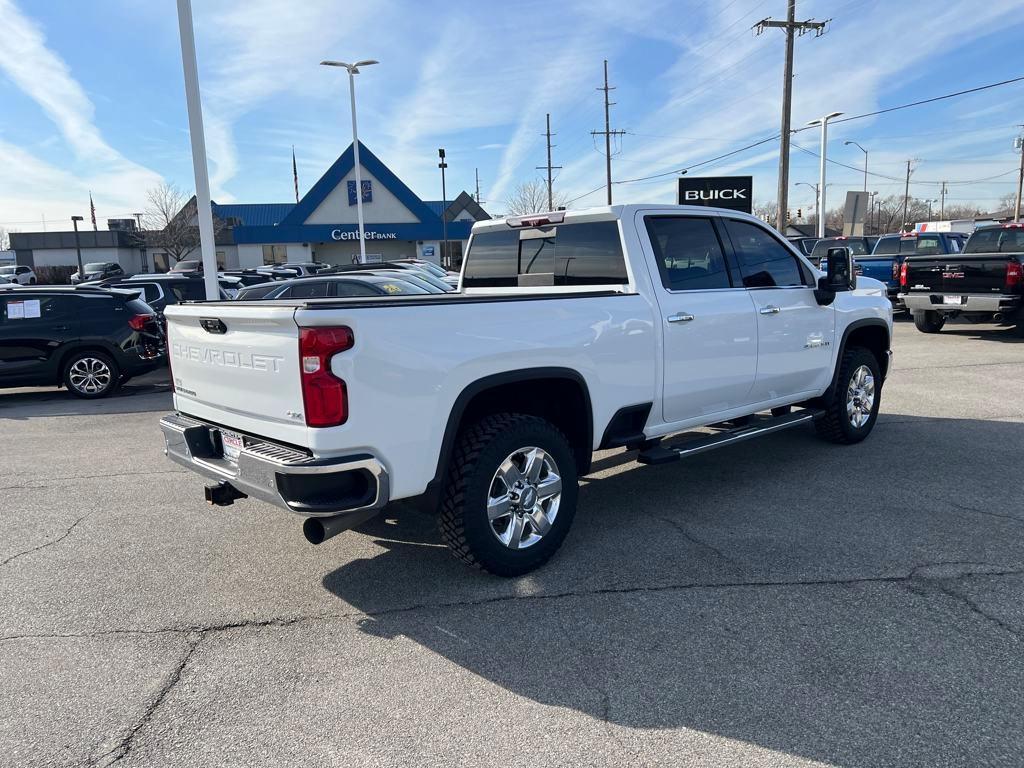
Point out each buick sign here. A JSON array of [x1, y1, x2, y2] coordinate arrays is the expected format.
[[678, 176, 753, 214]]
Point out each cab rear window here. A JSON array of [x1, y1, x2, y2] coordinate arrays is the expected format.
[[810, 238, 869, 260], [463, 221, 627, 288], [965, 227, 1024, 253]]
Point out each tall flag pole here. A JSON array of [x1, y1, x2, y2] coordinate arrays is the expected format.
[[292, 146, 300, 203], [89, 192, 97, 231]]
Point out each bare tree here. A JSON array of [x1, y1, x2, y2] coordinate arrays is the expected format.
[[753, 200, 779, 226], [143, 181, 225, 263], [504, 179, 568, 216], [941, 203, 983, 220], [993, 192, 1017, 217]]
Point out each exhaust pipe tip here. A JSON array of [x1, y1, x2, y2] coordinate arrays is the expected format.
[[302, 517, 331, 545], [302, 508, 383, 545]]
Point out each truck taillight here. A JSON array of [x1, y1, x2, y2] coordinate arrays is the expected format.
[[899, 261, 909, 288], [299, 326, 353, 427], [1007, 261, 1022, 291]]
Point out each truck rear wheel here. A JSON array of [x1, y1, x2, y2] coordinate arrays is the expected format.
[[815, 347, 881, 445], [913, 310, 945, 334], [439, 413, 578, 576]]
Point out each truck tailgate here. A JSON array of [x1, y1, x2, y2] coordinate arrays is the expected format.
[[165, 303, 309, 445], [905, 254, 1015, 294]]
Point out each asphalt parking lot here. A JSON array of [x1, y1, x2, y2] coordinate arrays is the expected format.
[[1, 318, 1022, 768]]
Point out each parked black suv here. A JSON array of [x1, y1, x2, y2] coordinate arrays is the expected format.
[[71, 261, 125, 284], [0, 286, 165, 398]]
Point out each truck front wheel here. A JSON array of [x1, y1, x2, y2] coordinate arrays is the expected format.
[[815, 347, 881, 445], [913, 310, 945, 333], [439, 413, 579, 576]]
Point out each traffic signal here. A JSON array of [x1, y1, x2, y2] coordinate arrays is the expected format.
[[797, 208, 803, 219]]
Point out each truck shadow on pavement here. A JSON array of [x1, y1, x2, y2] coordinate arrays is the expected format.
[[935, 325, 1024, 344], [322, 414, 1024, 766]]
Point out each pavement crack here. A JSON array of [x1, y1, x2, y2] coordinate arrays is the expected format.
[[5, 563, 1023, 644], [89, 634, 202, 767], [650, 514, 742, 569], [0, 469, 186, 492], [0, 514, 90, 567], [932, 580, 1022, 642]]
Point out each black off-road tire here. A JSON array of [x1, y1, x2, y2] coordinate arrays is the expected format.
[[439, 413, 579, 577], [913, 310, 945, 334], [815, 346, 881, 445]]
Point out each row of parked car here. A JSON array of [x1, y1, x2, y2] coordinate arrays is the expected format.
[[790, 224, 1023, 335], [0, 258, 459, 399]]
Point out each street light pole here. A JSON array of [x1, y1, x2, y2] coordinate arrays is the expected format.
[[321, 59, 378, 264], [438, 148, 448, 269], [807, 112, 842, 238], [845, 140, 868, 192], [71, 216, 85, 280], [175, 0, 220, 301]]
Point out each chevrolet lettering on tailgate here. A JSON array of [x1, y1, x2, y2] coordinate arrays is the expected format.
[[172, 342, 284, 373]]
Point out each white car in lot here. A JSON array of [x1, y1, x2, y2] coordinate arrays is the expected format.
[[160, 205, 892, 576], [0, 264, 36, 284]]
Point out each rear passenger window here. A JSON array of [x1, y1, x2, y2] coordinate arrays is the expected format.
[[463, 222, 627, 288], [645, 216, 731, 291], [285, 281, 330, 299], [874, 238, 899, 256], [724, 219, 806, 288], [334, 282, 380, 297]]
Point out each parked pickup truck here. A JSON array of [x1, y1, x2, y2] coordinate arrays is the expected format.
[[821, 231, 967, 312], [899, 223, 1024, 334], [159, 206, 893, 576]]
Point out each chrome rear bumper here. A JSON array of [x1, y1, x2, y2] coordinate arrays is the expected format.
[[159, 413, 389, 518], [900, 293, 1021, 314]]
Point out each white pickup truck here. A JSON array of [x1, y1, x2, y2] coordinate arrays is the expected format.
[[160, 205, 893, 576]]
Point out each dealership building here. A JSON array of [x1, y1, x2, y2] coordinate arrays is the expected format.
[[10, 142, 489, 273]]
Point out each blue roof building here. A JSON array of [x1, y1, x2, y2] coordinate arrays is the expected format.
[[221, 142, 489, 269]]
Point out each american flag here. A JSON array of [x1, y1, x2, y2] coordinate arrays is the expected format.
[[292, 147, 299, 203], [89, 192, 97, 231]]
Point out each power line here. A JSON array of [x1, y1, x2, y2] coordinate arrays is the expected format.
[[828, 76, 1024, 127]]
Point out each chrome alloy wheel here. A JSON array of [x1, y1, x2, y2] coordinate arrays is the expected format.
[[487, 446, 562, 550], [846, 364, 876, 429], [69, 357, 113, 395]]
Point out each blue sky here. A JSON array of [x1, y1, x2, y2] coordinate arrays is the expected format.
[[2, 0, 1024, 232]]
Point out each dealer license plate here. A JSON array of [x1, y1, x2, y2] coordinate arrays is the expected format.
[[942, 295, 962, 305], [220, 430, 243, 463]]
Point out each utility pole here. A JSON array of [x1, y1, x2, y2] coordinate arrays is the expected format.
[[536, 113, 562, 210], [474, 168, 484, 205], [591, 60, 626, 205], [939, 181, 948, 219], [901, 159, 914, 231], [1014, 131, 1024, 223], [755, 2, 828, 233]]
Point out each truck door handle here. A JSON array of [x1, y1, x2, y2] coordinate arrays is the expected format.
[[53, 324, 70, 331], [667, 313, 694, 323], [759, 305, 781, 315]]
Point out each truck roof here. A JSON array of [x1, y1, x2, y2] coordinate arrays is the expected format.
[[471, 204, 763, 234]]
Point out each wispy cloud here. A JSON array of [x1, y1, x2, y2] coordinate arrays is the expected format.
[[0, 0, 161, 225]]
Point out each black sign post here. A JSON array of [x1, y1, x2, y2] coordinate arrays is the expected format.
[[677, 176, 753, 214]]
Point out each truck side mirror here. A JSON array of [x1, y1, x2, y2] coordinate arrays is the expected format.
[[815, 245, 856, 303]]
